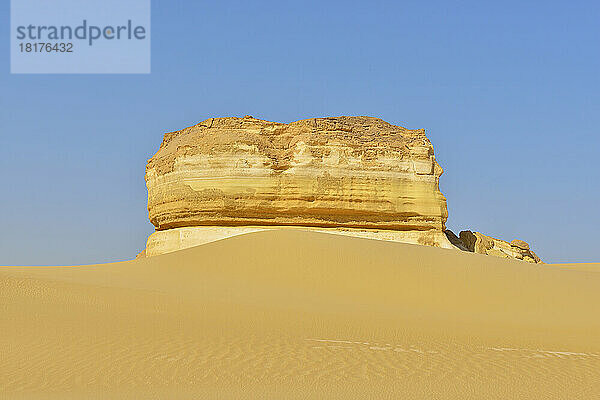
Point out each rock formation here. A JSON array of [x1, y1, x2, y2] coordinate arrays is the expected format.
[[143, 115, 452, 256], [141, 115, 542, 263], [444, 230, 542, 264]]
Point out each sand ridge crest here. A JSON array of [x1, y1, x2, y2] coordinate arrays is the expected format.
[[1, 230, 599, 398]]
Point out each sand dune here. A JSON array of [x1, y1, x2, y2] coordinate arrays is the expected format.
[[1, 230, 599, 399]]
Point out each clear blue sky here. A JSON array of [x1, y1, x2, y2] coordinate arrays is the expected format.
[[1, 0, 599, 265]]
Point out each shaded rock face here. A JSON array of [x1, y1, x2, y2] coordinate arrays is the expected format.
[[445, 230, 543, 264], [443, 229, 469, 252], [147, 116, 448, 231]]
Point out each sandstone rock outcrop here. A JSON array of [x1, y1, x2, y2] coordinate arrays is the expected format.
[[141, 115, 543, 263], [143, 116, 451, 256], [445, 230, 542, 264]]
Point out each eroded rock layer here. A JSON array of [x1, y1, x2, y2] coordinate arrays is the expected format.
[[144, 226, 454, 257], [146, 116, 448, 234], [444, 230, 543, 264], [142, 115, 542, 262]]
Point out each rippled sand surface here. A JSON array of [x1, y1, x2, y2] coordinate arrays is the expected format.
[[1, 230, 599, 399]]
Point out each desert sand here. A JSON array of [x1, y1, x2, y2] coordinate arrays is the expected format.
[[1, 230, 599, 399]]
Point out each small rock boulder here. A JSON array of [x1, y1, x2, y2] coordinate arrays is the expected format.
[[510, 239, 530, 250]]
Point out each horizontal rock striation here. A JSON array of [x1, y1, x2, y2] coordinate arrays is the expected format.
[[147, 116, 448, 231], [143, 116, 451, 255], [141, 115, 543, 263]]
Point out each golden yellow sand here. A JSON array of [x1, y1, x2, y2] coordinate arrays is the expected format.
[[1, 230, 599, 399]]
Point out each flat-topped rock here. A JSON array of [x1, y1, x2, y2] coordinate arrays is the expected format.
[[140, 115, 543, 263], [146, 116, 448, 231], [142, 116, 452, 255]]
